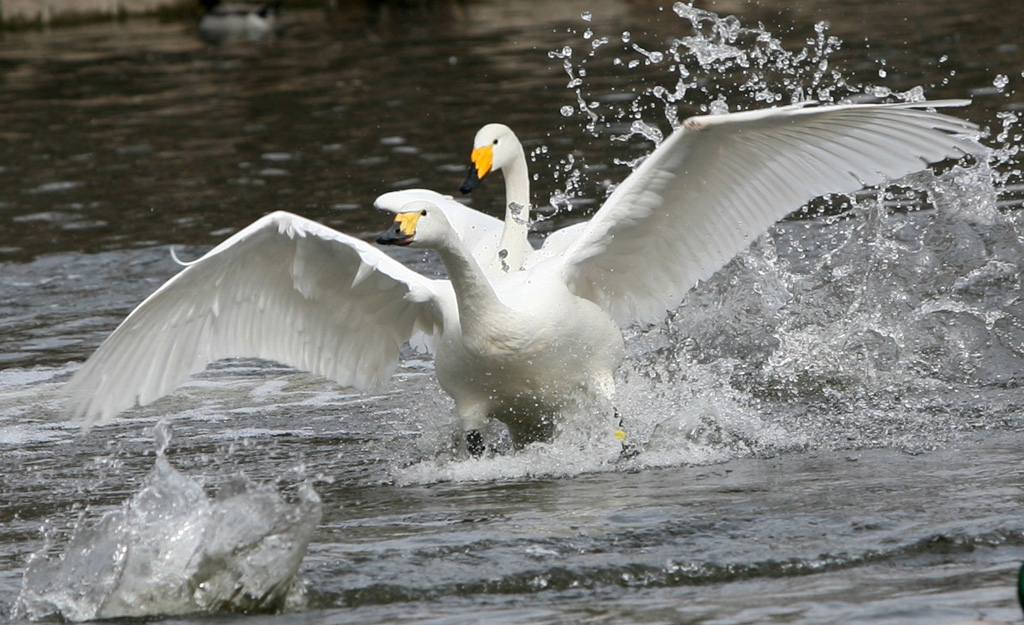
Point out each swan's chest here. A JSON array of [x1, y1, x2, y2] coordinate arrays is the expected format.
[[434, 310, 547, 379], [432, 277, 623, 401]]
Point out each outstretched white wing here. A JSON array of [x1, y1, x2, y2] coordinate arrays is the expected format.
[[558, 101, 982, 325], [523, 222, 588, 269], [65, 211, 445, 427]]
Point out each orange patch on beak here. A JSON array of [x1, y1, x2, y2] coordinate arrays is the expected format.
[[395, 211, 421, 236], [470, 145, 493, 179]]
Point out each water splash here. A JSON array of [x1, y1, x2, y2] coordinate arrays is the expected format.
[[14, 421, 322, 621], [396, 4, 1024, 482], [525, 3, 1024, 463], [392, 357, 796, 484], [542, 1, 976, 214], [622, 157, 1024, 455]]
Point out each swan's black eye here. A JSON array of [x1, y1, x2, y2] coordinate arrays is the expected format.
[[492, 139, 498, 145], [420, 209, 427, 216]]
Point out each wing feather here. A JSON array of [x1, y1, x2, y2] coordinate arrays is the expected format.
[[65, 211, 445, 427], [557, 101, 982, 325]]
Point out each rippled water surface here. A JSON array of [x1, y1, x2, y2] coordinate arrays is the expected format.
[[2, 0, 1024, 623]]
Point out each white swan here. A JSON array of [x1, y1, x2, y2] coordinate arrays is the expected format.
[[64, 101, 980, 455], [458, 123, 532, 273], [198, 0, 282, 43]]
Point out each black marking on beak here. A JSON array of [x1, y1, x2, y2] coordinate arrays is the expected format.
[[376, 221, 413, 246], [459, 163, 483, 195]]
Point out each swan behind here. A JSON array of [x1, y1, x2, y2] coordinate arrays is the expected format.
[[459, 123, 532, 274]]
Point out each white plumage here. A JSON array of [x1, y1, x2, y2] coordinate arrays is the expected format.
[[65, 101, 981, 451]]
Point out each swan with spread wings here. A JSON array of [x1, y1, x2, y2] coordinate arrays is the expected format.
[[65, 101, 980, 455]]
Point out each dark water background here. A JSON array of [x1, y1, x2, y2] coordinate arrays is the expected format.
[[2, 0, 1024, 623]]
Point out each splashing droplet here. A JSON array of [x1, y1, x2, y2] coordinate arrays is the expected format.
[[709, 99, 729, 115], [153, 420, 172, 457], [547, 46, 573, 60]]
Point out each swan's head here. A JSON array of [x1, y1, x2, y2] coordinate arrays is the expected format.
[[459, 123, 522, 194], [376, 200, 452, 248]]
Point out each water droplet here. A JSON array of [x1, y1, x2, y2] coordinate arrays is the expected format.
[[153, 420, 172, 457], [560, 106, 574, 117], [878, 68, 887, 78], [581, 11, 592, 22], [630, 120, 664, 144], [621, 30, 631, 43], [898, 85, 925, 102], [548, 46, 573, 59], [993, 74, 1009, 90]]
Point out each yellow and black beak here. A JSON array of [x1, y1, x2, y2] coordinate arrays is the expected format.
[[376, 211, 421, 246], [459, 145, 493, 195]]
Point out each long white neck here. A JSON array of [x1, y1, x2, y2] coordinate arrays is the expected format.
[[433, 228, 511, 337], [497, 150, 531, 273]]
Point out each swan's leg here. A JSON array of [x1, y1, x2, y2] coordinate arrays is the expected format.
[[591, 373, 637, 459], [458, 402, 488, 458], [614, 407, 640, 460], [466, 430, 485, 457]]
